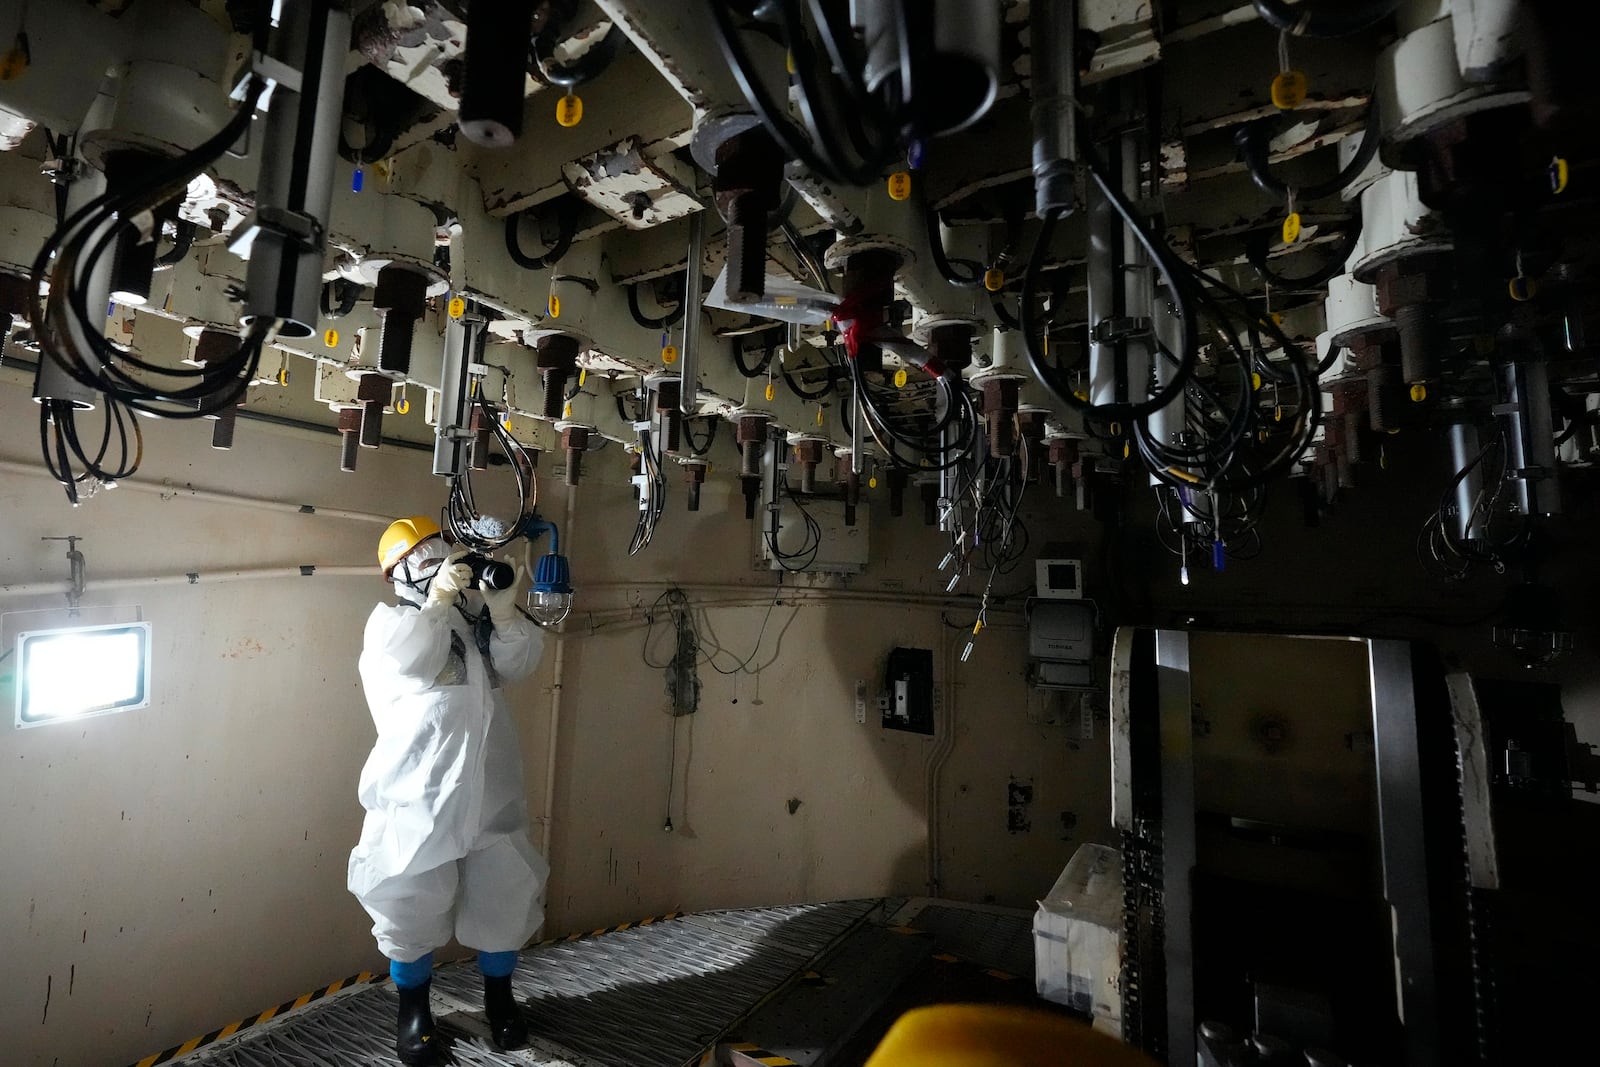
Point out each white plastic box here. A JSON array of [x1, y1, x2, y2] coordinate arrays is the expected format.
[[1034, 843, 1123, 1035]]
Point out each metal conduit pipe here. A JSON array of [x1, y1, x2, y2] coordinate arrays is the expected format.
[[0, 565, 373, 599], [0, 459, 392, 524], [540, 481, 579, 863]]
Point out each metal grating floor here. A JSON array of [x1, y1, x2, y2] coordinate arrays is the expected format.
[[179, 900, 881, 1067], [891, 901, 1035, 978]]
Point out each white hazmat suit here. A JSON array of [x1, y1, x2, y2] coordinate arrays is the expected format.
[[347, 567, 550, 963]]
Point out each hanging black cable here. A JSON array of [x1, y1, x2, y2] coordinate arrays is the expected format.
[[924, 202, 984, 288], [29, 77, 270, 423], [684, 416, 719, 457], [627, 276, 687, 329], [533, 21, 622, 89], [1243, 215, 1363, 290], [319, 277, 365, 318], [1234, 103, 1382, 204], [782, 358, 836, 401], [732, 332, 779, 378], [709, 0, 906, 187], [505, 199, 577, 270], [445, 392, 539, 551], [154, 219, 196, 266]]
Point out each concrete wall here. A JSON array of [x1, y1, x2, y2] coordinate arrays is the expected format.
[[1, 365, 1102, 1067], [537, 465, 1110, 932], [0, 383, 455, 1067]]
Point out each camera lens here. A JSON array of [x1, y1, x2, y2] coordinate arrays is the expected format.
[[479, 560, 516, 590]]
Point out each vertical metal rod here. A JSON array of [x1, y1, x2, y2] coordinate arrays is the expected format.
[[1368, 639, 1442, 1067], [1086, 177, 1117, 406], [1031, 0, 1078, 216], [850, 383, 865, 475], [1447, 420, 1486, 544], [433, 312, 479, 477], [678, 210, 706, 415], [1121, 131, 1154, 411]]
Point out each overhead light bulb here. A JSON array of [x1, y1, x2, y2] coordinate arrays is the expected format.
[[528, 551, 573, 626]]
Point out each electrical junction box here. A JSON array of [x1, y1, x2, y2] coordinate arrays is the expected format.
[[760, 497, 868, 574], [1029, 600, 1096, 690], [883, 646, 934, 735]]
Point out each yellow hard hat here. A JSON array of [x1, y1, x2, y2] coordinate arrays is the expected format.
[[377, 515, 442, 577]]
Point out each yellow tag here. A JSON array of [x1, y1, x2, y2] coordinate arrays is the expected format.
[[448, 296, 466, 319], [1251, 372, 1262, 391], [1282, 211, 1302, 244], [323, 328, 339, 348], [972, 620, 983, 635], [786, 51, 796, 75], [1410, 383, 1428, 402], [578, 368, 587, 386], [1273, 404, 1283, 422], [815, 407, 824, 427], [1073, 389, 1088, 402], [983, 268, 1005, 292], [548, 294, 560, 318], [1122, 441, 1130, 459], [765, 382, 776, 402], [563, 402, 573, 419], [869, 476, 878, 489], [893, 368, 908, 388], [556, 93, 583, 128], [276, 366, 290, 387], [661, 344, 679, 365], [1551, 156, 1569, 195], [887, 171, 912, 201], [395, 396, 411, 415], [502, 417, 514, 432], [1270, 70, 1308, 110]]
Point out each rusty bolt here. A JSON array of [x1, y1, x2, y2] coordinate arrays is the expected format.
[[713, 129, 786, 303], [337, 408, 361, 472], [683, 461, 707, 512], [926, 323, 975, 376], [357, 372, 390, 449], [561, 425, 589, 486], [536, 333, 581, 419], [792, 438, 824, 494], [373, 264, 428, 377], [737, 413, 769, 479], [981, 378, 1021, 457]]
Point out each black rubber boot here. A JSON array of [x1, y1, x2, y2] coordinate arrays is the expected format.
[[395, 981, 442, 1065], [483, 974, 528, 1050]]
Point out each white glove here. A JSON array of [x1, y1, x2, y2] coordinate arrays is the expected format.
[[426, 551, 472, 610], [481, 560, 525, 624]]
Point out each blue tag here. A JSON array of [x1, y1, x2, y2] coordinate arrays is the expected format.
[[1212, 540, 1226, 571], [352, 167, 364, 193]]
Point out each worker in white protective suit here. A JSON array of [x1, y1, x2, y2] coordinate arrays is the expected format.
[[347, 515, 550, 1065]]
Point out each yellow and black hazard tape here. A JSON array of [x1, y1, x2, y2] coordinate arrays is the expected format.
[[889, 925, 1018, 981], [727, 1041, 802, 1066], [125, 909, 686, 1067], [126, 970, 385, 1067], [532, 909, 683, 947], [931, 951, 1019, 981]]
